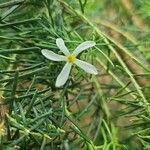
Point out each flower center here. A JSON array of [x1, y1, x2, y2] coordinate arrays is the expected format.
[[67, 54, 76, 63]]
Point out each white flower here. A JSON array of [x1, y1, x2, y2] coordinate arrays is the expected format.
[[41, 38, 98, 87]]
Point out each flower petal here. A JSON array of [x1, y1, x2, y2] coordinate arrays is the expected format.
[[75, 59, 98, 75], [41, 49, 66, 61], [73, 41, 96, 56], [56, 38, 69, 55], [56, 63, 72, 87]]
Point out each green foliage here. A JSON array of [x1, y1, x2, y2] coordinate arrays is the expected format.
[[0, 0, 150, 149]]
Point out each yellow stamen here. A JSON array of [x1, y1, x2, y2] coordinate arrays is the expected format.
[[67, 54, 76, 63]]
